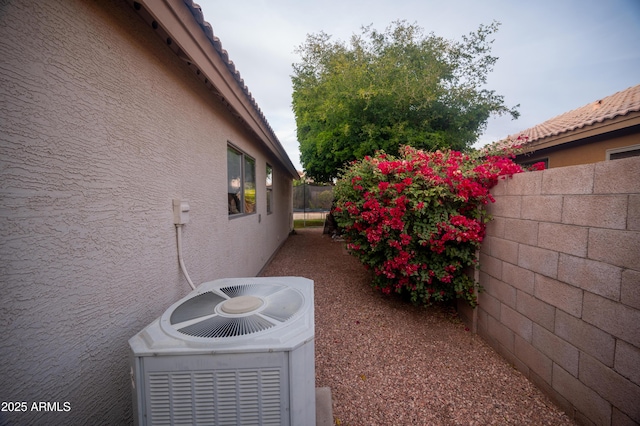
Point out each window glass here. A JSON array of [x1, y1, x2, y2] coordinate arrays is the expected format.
[[607, 144, 640, 160], [266, 164, 273, 214], [519, 158, 548, 169], [227, 145, 256, 216], [227, 147, 242, 215], [244, 156, 256, 213]]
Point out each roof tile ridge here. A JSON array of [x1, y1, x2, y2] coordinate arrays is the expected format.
[[183, 0, 279, 141], [503, 83, 640, 145]]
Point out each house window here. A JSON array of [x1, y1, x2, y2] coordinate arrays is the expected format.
[[227, 145, 256, 216], [266, 164, 273, 214], [519, 157, 549, 169], [606, 144, 640, 160]]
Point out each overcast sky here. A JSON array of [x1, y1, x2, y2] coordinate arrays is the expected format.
[[196, 0, 640, 171]]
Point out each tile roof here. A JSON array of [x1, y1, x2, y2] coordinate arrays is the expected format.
[[502, 84, 640, 147], [180, 0, 298, 177], [183, 0, 276, 140]]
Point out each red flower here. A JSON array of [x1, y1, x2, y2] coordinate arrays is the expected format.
[[530, 162, 546, 171], [332, 145, 526, 307]]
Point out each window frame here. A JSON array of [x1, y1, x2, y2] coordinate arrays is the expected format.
[[606, 144, 640, 161], [227, 144, 257, 217], [519, 157, 549, 169]]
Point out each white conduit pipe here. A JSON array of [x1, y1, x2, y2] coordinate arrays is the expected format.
[[175, 224, 196, 290]]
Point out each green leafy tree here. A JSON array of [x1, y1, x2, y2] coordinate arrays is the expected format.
[[291, 20, 519, 182]]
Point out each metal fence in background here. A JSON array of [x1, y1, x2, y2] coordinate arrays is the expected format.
[[292, 184, 334, 222]]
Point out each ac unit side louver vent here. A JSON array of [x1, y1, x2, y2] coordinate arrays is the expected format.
[[147, 369, 282, 426]]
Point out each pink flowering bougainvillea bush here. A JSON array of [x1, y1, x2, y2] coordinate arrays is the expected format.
[[333, 145, 542, 307]]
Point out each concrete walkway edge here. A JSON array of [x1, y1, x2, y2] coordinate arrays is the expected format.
[[316, 387, 333, 426]]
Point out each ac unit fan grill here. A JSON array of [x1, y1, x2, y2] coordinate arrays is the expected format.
[[220, 283, 281, 298], [170, 292, 225, 324], [179, 314, 275, 338], [169, 283, 305, 338]]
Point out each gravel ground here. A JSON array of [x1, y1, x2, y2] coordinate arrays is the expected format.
[[261, 228, 576, 426]]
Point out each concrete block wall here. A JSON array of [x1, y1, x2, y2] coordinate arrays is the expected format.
[[475, 156, 640, 425]]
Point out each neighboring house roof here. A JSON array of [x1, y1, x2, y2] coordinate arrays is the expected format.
[[500, 84, 640, 150], [132, 0, 299, 178]]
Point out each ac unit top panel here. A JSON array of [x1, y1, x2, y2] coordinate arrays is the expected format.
[[129, 277, 314, 356]]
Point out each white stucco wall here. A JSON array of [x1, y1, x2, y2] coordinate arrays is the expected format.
[[0, 0, 294, 424]]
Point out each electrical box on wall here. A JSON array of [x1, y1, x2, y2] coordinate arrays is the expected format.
[[173, 199, 190, 224]]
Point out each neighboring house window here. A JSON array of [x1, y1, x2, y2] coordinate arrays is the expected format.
[[266, 164, 273, 214], [606, 144, 640, 161], [227, 145, 256, 216], [519, 157, 549, 169]]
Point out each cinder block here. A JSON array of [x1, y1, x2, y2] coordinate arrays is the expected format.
[[519, 245, 559, 279], [456, 298, 475, 331], [562, 195, 628, 229], [487, 313, 514, 353], [504, 218, 539, 245], [516, 290, 555, 331], [554, 309, 615, 367], [527, 371, 573, 421], [490, 178, 508, 196], [594, 156, 640, 194], [477, 290, 501, 320], [504, 171, 542, 195], [588, 228, 640, 270], [534, 274, 582, 317], [481, 235, 494, 255], [579, 353, 640, 423], [479, 252, 502, 280], [490, 237, 519, 264], [480, 237, 491, 255], [629, 195, 640, 231], [621, 269, 640, 310], [533, 324, 579, 377], [485, 276, 516, 308], [615, 340, 640, 386], [501, 304, 533, 341], [477, 308, 489, 336], [542, 163, 595, 195], [538, 223, 589, 257], [612, 408, 638, 426], [583, 292, 640, 345], [485, 215, 505, 238], [558, 254, 622, 301], [486, 195, 522, 218], [552, 364, 612, 426], [521, 195, 563, 222], [503, 262, 535, 294], [514, 335, 552, 384]]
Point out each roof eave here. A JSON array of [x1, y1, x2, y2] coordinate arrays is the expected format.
[[131, 0, 299, 179], [520, 112, 640, 152]]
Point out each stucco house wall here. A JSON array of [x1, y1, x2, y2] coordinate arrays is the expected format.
[[0, 0, 296, 424], [519, 130, 640, 169]]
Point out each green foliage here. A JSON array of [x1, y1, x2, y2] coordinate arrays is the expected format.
[[292, 20, 519, 182], [332, 146, 526, 307], [315, 190, 334, 210]]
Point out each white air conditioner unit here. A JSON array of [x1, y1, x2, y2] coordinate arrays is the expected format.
[[129, 276, 315, 426]]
